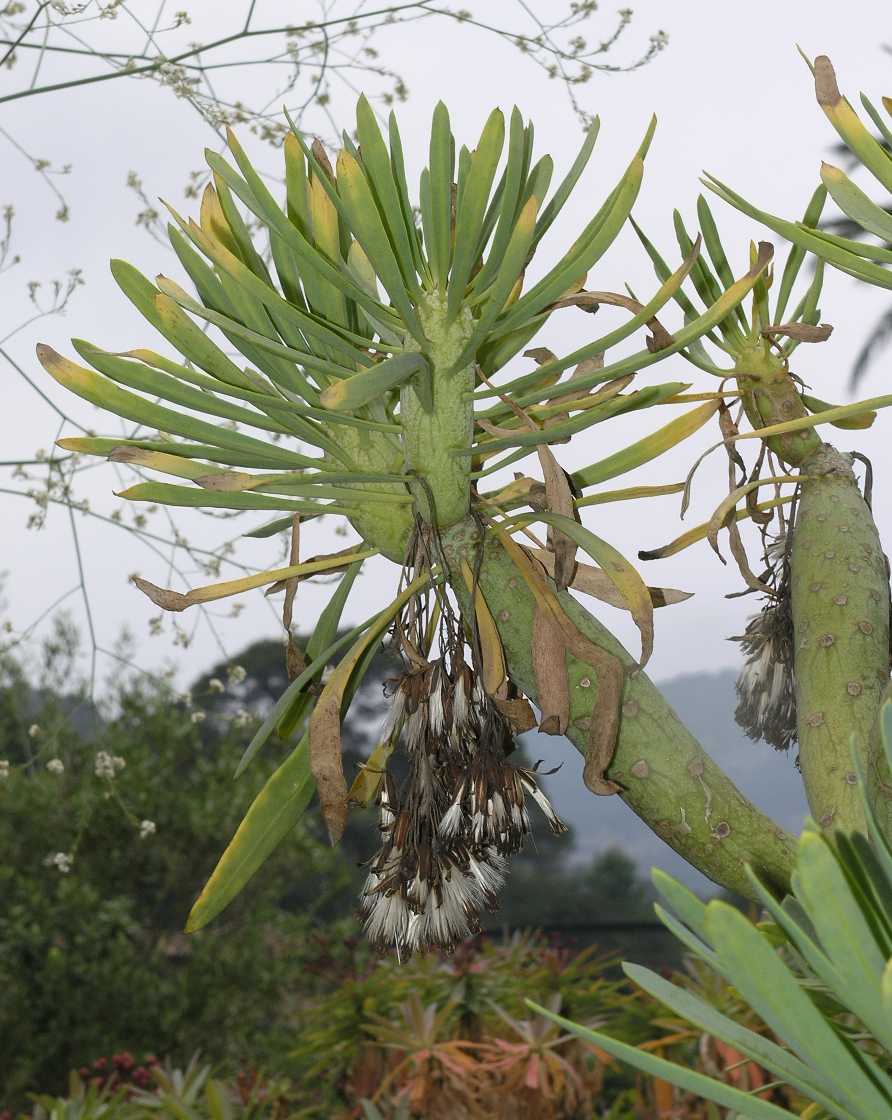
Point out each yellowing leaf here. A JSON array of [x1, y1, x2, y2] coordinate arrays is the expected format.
[[460, 559, 507, 696], [132, 549, 376, 612]]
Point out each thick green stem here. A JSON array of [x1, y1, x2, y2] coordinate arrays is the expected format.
[[791, 444, 891, 834], [442, 520, 797, 900], [400, 294, 475, 528]]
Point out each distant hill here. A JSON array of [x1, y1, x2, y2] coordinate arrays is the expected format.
[[528, 668, 809, 893]]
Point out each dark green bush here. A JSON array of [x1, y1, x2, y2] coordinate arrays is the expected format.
[[0, 636, 358, 1109]]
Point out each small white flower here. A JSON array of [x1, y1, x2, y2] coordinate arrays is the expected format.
[[138, 819, 157, 839], [227, 664, 247, 685], [233, 708, 253, 728], [190, 709, 206, 724], [0, 760, 9, 780], [650, 29, 669, 49], [321, 664, 335, 683], [28, 724, 41, 739], [45, 851, 73, 874], [94, 750, 125, 779], [208, 677, 225, 694], [46, 758, 65, 775]]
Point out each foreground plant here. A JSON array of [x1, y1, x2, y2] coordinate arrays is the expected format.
[[36, 62, 892, 951], [534, 697, 892, 1119]]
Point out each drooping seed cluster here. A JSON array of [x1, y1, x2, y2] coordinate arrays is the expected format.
[[359, 659, 566, 955], [733, 600, 796, 751]]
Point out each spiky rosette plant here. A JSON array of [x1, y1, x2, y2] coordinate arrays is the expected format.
[[38, 96, 799, 953]]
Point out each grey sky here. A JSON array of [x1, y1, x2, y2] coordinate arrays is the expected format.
[[2, 1, 891, 696]]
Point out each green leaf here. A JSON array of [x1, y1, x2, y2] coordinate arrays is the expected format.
[[507, 242, 773, 411], [319, 352, 430, 412], [118, 481, 357, 514], [428, 101, 454, 291], [572, 401, 719, 488], [37, 346, 312, 469], [110, 259, 255, 390], [451, 195, 540, 371], [624, 964, 848, 1116], [705, 901, 892, 1117], [71, 341, 295, 439], [526, 1002, 797, 1120], [354, 94, 420, 293], [704, 173, 892, 291], [773, 185, 828, 324], [447, 108, 505, 320], [478, 237, 702, 404], [186, 733, 314, 932], [497, 146, 647, 333], [472, 107, 527, 293], [794, 831, 892, 1050], [820, 162, 892, 242], [531, 117, 599, 249], [802, 393, 876, 429], [336, 148, 425, 340]]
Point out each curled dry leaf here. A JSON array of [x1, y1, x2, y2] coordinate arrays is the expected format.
[[532, 603, 569, 735], [503, 533, 625, 793], [308, 573, 430, 845], [814, 54, 841, 107], [550, 290, 674, 352], [494, 696, 538, 734], [761, 322, 833, 343], [460, 560, 507, 697], [283, 514, 300, 633], [527, 547, 693, 610]]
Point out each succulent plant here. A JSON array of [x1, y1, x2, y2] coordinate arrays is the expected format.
[[36, 63, 892, 952]]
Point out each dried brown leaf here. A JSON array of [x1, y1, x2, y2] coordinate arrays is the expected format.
[[527, 547, 692, 609], [550, 290, 674, 352], [532, 603, 569, 735], [131, 577, 192, 613], [283, 514, 301, 634], [761, 322, 833, 343], [814, 55, 841, 107], [494, 696, 538, 733]]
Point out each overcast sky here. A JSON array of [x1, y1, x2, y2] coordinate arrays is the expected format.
[[3, 1, 892, 700]]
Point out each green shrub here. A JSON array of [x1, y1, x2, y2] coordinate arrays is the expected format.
[[0, 638, 357, 1109]]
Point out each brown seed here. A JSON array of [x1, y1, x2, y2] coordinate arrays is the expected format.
[[688, 758, 705, 778], [819, 811, 835, 828], [712, 821, 731, 840], [847, 680, 863, 696], [809, 581, 823, 593], [858, 620, 874, 635], [630, 759, 649, 779], [819, 633, 835, 648], [833, 594, 848, 606], [845, 771, 858, 786], [579, 677, 592, 689], [498, 609, 510, 622], [805, 711, 825, 728]]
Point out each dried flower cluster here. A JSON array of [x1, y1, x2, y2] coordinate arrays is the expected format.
[[733, 534, 796, 751], [360, 656, 566, 956]]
